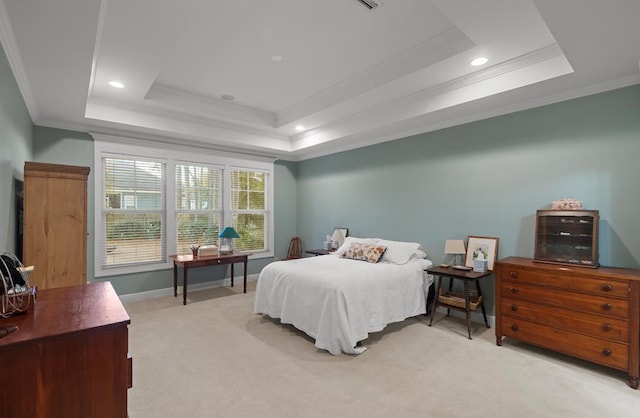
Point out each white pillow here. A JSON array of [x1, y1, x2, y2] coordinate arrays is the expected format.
[[334, 237, 379, 256], [376, 239, 426, 264]]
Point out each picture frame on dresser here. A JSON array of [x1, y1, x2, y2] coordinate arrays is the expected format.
[[464, 236, 498, 271]]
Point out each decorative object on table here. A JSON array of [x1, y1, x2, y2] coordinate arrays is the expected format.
[[464, 236, 499, 271], [551, 198, 582, 210], [218, 227, 240, 254], [286, 237, 302, 260], [197, 245, 219, 257], [444, 239, 466, 267], [323, 235, 333, 250], [473, 256, 488, 273], [190, 245, 200, 257], [0, 324, 18, 339], [534, 209, 599, 268], [1, 252, 36, 317], [331, 227, 348, 249]]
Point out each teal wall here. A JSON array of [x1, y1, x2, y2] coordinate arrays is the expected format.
[[0, 42, 32, 254], [297, 85, 640, 314]]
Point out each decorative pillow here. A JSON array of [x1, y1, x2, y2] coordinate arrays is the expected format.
[[334, 237, 380, 256], [342, 243, 387, 263]]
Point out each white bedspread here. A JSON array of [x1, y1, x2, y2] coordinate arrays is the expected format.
[[254, 254, 433, 355]]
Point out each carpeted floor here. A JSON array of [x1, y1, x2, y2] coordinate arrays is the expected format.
[[124, 281, 640, 417]]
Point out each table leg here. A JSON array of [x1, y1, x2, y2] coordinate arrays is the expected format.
[[243, 259, 247, 293], [429, 276, 442, 326], [447, 277, 454, 317], [173, 262, 178, 297], [464, 280, 472, 339], [476, 280, 490, 328], [183, 265, 188, 306], [231, 263, 235, 288]]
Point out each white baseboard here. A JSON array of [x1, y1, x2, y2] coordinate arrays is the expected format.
[[118, 274, 259, 304]]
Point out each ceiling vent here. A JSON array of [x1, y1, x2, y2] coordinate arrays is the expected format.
[[353, 0, 382, 10]]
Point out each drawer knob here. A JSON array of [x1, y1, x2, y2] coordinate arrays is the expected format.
[[602, 348, 612, 357], [602, 303, 612, 311], [601, 284, 613, 291], [602, 323, 613, 331], [510, 304, 518, 311], [510, 288, 519, 294], [510, 324, 519, 332], [509, 271, 518, 279]]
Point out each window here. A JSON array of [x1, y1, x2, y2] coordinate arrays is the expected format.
[[175, 163, 222, 254], [231, 169, 268, 252], [94, 136, 274, 277], [102, 157, 166, 268]]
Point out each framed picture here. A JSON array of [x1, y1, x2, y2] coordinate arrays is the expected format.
[[465, 236, 499, 271], [333, 227, 349, 239]]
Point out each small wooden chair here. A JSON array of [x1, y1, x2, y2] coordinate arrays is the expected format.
[[286, 237, 302, 260]]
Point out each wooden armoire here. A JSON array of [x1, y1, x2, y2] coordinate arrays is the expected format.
[[23, 162, 90, 289]]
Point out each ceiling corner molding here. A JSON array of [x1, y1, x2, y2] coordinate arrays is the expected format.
[[85, 0, 109, 108], [90, 130, 280, 164], [144, 83, 277, 128], [435, 43, 570, 96], [85, 97, 293, 152], [0, 0, 39, 122], [275, 26, 473, 128]]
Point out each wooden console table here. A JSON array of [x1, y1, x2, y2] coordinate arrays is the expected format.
[[170, 253, 249, 305], [0, 282, 131, 418]]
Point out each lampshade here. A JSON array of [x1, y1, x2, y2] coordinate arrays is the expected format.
[[444, 239, 466, 255], [218, 226, 240, 239], [218, 226, 240, 254], [331, 229, 344, 242]]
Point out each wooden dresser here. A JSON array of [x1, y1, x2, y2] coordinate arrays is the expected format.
[[23, 161, 90, 289], [495, 257, 640, 388], [0, 282, 132, 417]]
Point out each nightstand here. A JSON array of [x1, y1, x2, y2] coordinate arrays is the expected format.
[[427, 265, 491, 339], [304, 249, 333, 256]]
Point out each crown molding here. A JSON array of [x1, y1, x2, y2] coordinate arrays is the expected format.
[[0, 0, 38, 122]]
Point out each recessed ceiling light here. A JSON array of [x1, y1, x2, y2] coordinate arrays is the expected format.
[[295, 125, 305, 132], [108, 80, 125, 89], [470, 57, 488, 66], [222, 94, 235, 101], [271, 55, 284, 63]]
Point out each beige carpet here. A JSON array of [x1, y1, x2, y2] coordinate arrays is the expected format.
[[124, 281, 640, 418]]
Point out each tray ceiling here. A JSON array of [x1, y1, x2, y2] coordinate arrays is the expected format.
[[1, 0, 639, 160]]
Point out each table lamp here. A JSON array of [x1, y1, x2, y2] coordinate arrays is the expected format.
[[444, 239, 466, 267], [218, 226, 240, 254], [331, 228, 344, 250]]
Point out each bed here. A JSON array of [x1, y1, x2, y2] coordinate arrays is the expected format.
[[254, 237, 434, 355]]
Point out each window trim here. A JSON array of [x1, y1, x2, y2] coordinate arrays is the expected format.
[[94, 135, 275, 278]]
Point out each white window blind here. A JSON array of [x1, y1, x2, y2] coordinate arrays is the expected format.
[[230, 169, 268, 252], [102, 157, 166, 268], [175, 163, 223, 254]]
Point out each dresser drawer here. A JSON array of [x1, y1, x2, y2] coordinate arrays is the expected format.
[[501, 280, 629, 319], [499, 265, 629, 298], [502, 298, 629, 342], [502, 318, 629, 371]]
